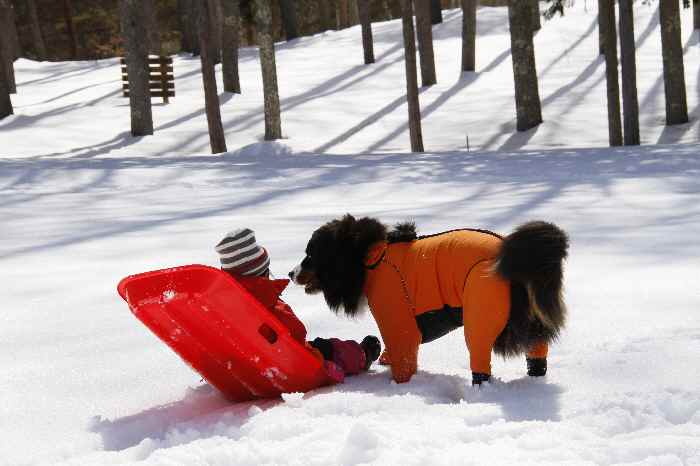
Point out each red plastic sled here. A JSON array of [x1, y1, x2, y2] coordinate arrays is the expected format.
[[117, 264, 327, 402]]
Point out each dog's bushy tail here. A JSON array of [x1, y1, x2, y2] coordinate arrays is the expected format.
[[493, 221, 569, 357]]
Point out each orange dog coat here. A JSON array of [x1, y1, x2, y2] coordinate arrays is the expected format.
[[363, 229, 547, 383]]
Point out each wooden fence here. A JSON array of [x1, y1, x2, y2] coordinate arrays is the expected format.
[[121, 56, 174, 103]]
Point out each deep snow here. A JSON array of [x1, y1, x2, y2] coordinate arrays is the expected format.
[[1, 3, 700, 466]]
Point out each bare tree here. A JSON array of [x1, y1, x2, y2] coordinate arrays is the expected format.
[[337, 0, 349, 29], [178, 0, 195, 52], [618, 0, 639, 145], [415, 0, 437, 86], [461, 0, 476, 72], [0, 58, 11, 118], [319, 0, 333, 30], [0, 0, 16, 94], [0, 63, 10, 119], [349, 0, 360, 25], [279, 0, 299, 40], [599, 0, 622, 146], [598, 1, 605, 55], [26, 0, 47, 59], [380, 0, 393, 20], [430, 0, 443, 24], [0, 0, 13, 117], [253, 0, 283, 140], [120, 0, 154, 136], [221, 0, 241, 93], [400, 0, 424, 152], [178, 0, 201, 55], [144, 0, 162, 55], [358, 0, 375, 64], [8, 2, 20, 59], [209, 0, 222, 63], [531, 0, 541, 31], [62, 0, 78, 58], [659, 0, 688, 125], [198, 0, 227, 152], [508, 0, 542, 131]]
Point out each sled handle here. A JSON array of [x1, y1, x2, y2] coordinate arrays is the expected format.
[[258, 323, 278, 344]]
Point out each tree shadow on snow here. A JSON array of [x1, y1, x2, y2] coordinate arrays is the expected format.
[[2, 142, 700, 262]]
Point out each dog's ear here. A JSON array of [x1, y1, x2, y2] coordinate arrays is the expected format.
[[340, 216, 386, 316], [316, 215, 387, 317]]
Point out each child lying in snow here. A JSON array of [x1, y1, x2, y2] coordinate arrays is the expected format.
[[216, 228, 381, 384]]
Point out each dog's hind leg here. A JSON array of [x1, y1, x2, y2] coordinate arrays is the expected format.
[[526, 340, 548, 376], [462, 260, 511, 385]]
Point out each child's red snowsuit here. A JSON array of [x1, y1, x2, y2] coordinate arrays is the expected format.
[[236, 276, 367, 384], [237, 276, 308, 343]]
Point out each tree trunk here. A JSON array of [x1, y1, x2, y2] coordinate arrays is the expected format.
[[198, 0, 227, 153], [430, 0, 443, 24], [337, 0, 349, 29], [253, 0, 283, 140], [209, 0, 222, 64], [0, 0, 15, 94], [0, 0, 13, 117], [618, 0, 639, 145], [380, 0, 393, 20], [144, 0, 162, 55], [120, 0, 154, 136], [0, 46, 11, 119], [279, 0, 299, 40], [598, 0, 605, 55], [9, 3, 21, 59], [599, 0, 622, 146], [400, 0, 424, 152], [189, 0, 202, 55], [694, 0, 700, 30], [349, 0, 360, 26], [26, 0, 47, 59], [531, 0, 541, 32], [659, 0, 688, 125], [415, 0, 437, 86], [221, 0, 241, 93], [508, 0, 543, 131], [461, 0, 476, 72], [318, 0, 332, 30], [178, 0, 193, 52], [358, 0, 375, 64], [62, 0, 78, 58]]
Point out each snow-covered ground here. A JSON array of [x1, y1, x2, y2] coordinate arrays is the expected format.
[[2, 3, 700, 466]]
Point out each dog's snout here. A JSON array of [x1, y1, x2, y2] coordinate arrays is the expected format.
[[288, 265, 300, 282]]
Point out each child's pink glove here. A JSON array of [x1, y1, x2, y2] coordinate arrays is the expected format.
[[329, 339, 366, 375]]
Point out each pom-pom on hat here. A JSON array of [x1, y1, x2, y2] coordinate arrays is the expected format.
[[216, 228, 270, 277]]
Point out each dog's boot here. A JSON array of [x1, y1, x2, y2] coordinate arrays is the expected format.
[[361, 335, 381, 370], [526, 357, 547, 377], [472, 372, 491, 385]]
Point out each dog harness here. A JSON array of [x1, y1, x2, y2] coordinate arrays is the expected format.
[[363, 229, 546, 383]]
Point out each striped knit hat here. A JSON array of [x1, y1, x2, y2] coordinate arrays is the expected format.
[[215, 228, 270, 277]]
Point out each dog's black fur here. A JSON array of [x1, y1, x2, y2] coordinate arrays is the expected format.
[[292, 214, 569, 359]]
